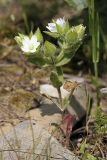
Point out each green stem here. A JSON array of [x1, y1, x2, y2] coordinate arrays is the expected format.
[[57, 87, 63, 110], [94, 62, 98, 79], [50, 56, 64, 111], [56, 67, 64, 110], [94, 62, 100, 105]]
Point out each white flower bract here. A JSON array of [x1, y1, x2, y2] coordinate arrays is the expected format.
[[46, 18, 66, 32], [20, 35, 40, 53]]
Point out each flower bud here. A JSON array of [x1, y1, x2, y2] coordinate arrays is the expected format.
[[74, 24, 86, 40]]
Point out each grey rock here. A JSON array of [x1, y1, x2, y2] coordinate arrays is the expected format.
[[0, 120, 79, 160], [40, 77, 87, 122]]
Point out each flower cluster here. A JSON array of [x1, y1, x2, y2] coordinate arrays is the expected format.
[[15, 18, 85, 67]]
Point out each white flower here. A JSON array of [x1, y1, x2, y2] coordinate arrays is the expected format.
[[46, 18, 66, 32], [21, 35, 40, 53]]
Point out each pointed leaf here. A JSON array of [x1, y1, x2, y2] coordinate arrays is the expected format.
[[56, 41, 82, 66], [80, 139, 86, 154], [44, 41, 56, 56], [56, 67, 64, 83], [87, 154, 97, 160], [50, 71, 63, 88], [56, 52, 75, 66], [44, 31, 59, 38], [27, 55, 50, 67], [35, 28, 43, 42]]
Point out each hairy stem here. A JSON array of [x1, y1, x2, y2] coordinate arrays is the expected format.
[[57, 87, 63, 110]]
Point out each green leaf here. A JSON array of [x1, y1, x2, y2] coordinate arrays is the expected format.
[[65, 0, 88, 11], [87, 153, 97, 160], [56, 41, 82, 66], [35, 28, 43, 42], [92, 12, 100, 63], [44, 41, 56, 56], [14, 36, 22, 45], [56, 52, 74, 66], [56, 23, 64, 34], [56, 67, 64, 83], [55, 50, 64, 64], [64, 20, 70, 33], [50, 71, 63, 88], [56, 21, 70, 35], [15, 33, 25, 45], [44, 31, 59, 38], [66, 28, 78, 43], [80, 139, 86, 154], [27, 55, 50, 67]]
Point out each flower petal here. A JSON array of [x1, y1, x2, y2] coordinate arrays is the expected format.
[[46, 23, 57, 32], [56, 18, 65, 27]]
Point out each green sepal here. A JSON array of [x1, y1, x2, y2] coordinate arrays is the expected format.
[[56, 21, 69, 35], [44, 41, 56, 56], [35, 28, 43, 42], [14, 33, 24, 45], [29, 31, 33, 38], [64, 20, 70, 33], [56, 23, 64, 34], [14, 36, 22, 45]]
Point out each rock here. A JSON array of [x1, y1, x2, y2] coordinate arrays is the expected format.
[[0, 88, 39, 129], [40, 84, 70, 99], [40, 77, 86, 121], [9, 89, 36, 112], [25, 102, 62, 133], [0, 120, 79, 160]]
